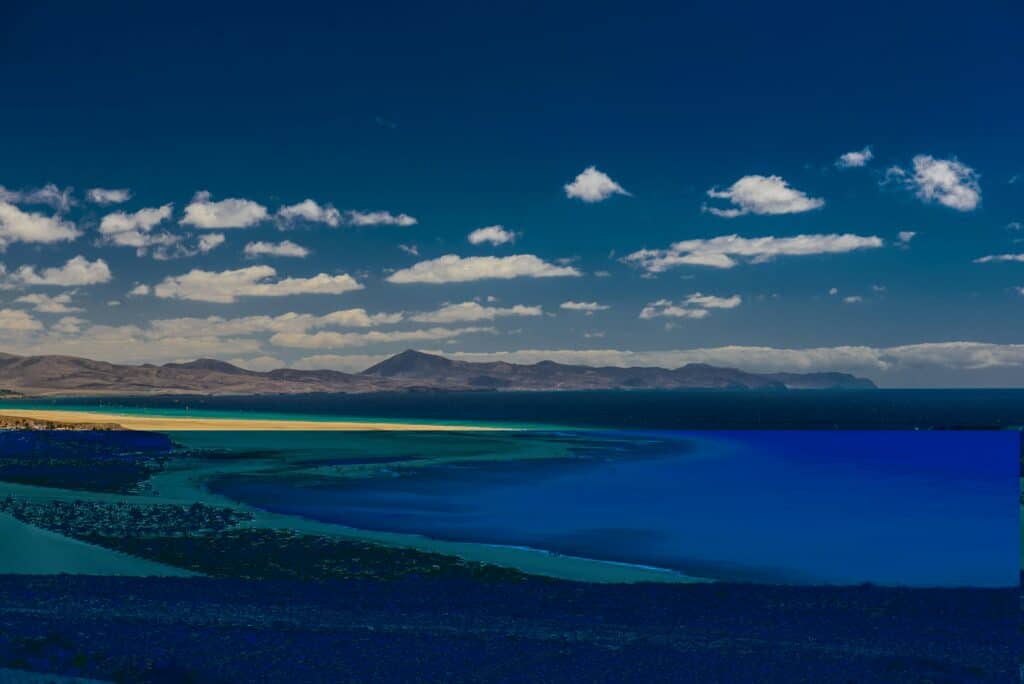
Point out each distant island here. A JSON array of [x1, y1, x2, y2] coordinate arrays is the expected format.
[[0, 349, 876, 397]]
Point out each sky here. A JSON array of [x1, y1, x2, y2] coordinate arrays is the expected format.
[[0, 1, 1021, 387]]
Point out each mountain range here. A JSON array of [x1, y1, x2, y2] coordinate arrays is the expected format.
[[0, 349, 876, 397]]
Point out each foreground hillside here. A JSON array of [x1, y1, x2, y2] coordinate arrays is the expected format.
[[0, 349, 875, 396]]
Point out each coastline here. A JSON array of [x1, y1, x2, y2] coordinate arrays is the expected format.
[[0, 409, 517, 432]]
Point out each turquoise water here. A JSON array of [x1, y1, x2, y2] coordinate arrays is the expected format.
[[201, 429, 1019, 587], [11, 388, 1024, 429]]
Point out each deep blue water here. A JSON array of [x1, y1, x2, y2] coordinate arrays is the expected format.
[[209, 430, 1020, 587], [13, 389, 1024, 429]]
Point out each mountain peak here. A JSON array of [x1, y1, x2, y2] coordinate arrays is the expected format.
[[361, 349, 455, 377], [163, 358, 249, 374]]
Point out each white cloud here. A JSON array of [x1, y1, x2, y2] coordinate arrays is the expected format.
[[704, 175, 824, 217], [244, 240, 310, 258], [198, 233, 225, 253], [276, 199, 341, 228], [897, 230, 916, 245], [639, 293, 741, 320], [891, 155, 981, 211], [270, 326, 494, 350], [128, 284, 151, 297], [1006, 222, 1022, 231], [685, 293, 742, 309], [974, 253, 1024, 264], [15, 292, 82, 314], [639, 300, 709, 320], [86, 188, 132, 205], [0, 308, 44, 332], [560, 301, 610, 313], [468, 225, 516, 246], [0, 201, 81, 249], [564, 166, 630, 202], [829, 287, 839, 296], [1016, 286, 1024, 297], [843, 295, 863, 304], [398, 243, 419, 256], [99, 204, 175, 251], [0, 184, 75, 212], [180, 191, 268, 229], [411, 301, 542, 323], [387, 254, 581, 284], [152, 265, 363, 303], [836, 147, 873, 169], [624, 233, 883, 272], [13, 256, 112, 286], [345, 210, 417, 227]]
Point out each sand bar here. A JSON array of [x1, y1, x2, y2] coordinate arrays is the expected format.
[[0, 409, 512, 432], [0, 511, 195, 577]]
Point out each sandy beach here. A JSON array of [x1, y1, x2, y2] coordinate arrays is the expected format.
[[0, 409, 512, 432]]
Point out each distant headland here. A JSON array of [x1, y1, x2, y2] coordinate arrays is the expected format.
[[0, 349, 876, 397]]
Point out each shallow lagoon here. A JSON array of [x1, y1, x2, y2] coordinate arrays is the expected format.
[[203, 429, 1019, 587]]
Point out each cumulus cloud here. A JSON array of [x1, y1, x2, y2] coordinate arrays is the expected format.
[[13, 256, 112, 286], [560, 301, 610, 313], [345, 210, 417, 227], [270, 326, 494, 350], [180, 191, 268, 229], [704, 175, 824, 217], [86, 188, 132, 205], [468, 225, 516, 246], [639, 300, 709, 320], [639, 293, 741, 320], [564, 166, 630, 202], [387, 254, 581, 284], [0, 201, 81, 249], [623, 233, 883, 272], [152, 265, 363, 303], [843, 295, 863, 304], [888, 155, 981, 211], [974, 253, 1024, 264], [244, 240, 310, 258], [0, 308, 43, 333], [198, 233, 225, 253], [411, 301, 542, 323], [128, 284, 151, 297], [15, 292, 82, 313], [99, 204, 176, 252], [276, 199, 341, 228], [836, 147, 873, 169], [0, 184, 75, 212], [897, 230, 916, 246]]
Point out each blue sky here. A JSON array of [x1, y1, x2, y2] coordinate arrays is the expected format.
[[0, 2, 1021, 386]]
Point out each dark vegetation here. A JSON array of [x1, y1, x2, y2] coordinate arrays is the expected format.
[[0, 498, 251, 539], [0, 431, 172, 493], [0, 576, 1014, 683], [0, 496, 527, 582]]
